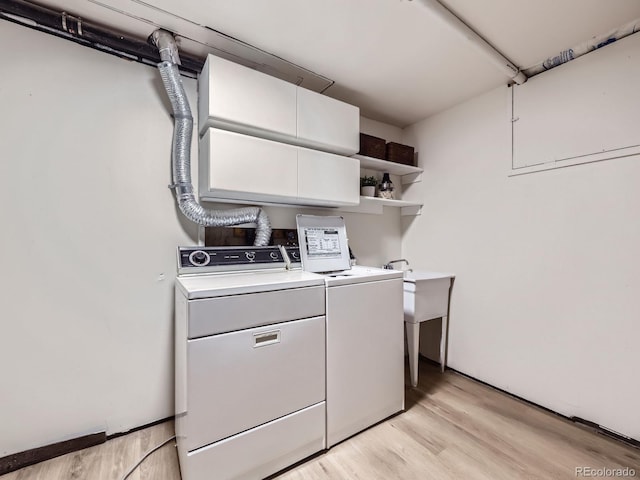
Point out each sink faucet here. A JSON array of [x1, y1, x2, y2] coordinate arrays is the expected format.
[[383, 259, 409, 270]]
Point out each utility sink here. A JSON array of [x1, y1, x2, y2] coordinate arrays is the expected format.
[[401, 270, 455, 386], [403, 271, 454, 323]]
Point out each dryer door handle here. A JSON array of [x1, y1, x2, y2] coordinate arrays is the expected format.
[[253, 330, 281, 348]]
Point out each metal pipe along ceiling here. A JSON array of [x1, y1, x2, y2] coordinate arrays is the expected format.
[[413, 0, 527, 85], [523, 17, 640, 76], [0, 0, 204, 73]]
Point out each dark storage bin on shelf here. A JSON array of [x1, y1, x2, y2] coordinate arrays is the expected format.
[[385, 142, 415, 166], [359, 133, 386, 159]]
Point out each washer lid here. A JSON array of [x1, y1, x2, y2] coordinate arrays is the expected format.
[[324, 265, 404, 286], [296, 214, 351, 273], [176, 269, 325, 299]]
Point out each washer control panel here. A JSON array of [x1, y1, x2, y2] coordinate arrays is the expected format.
[[284, 246, 302, 266], [178, 246, 285, 274]]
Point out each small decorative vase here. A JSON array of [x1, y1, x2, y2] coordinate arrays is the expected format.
[[361, 185, 376, 197]]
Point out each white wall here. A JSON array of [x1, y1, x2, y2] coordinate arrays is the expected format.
[[0, 22, 402, 457], [402, 82, 640, 440], [250, 205, 402, 267], [0, 21, 198, 456], [360, 116, 403, 143]]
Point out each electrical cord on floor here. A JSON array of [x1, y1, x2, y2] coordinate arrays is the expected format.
[[120, 435, 176, 480]]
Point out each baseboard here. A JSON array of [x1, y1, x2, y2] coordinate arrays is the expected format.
[[421, 355, 640, 449], [106, 416, 173, 441], [0, 415, 175, 476], [0, 432, 106, 476]]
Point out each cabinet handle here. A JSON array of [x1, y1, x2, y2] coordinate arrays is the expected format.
[[253, 330, 280, 348]]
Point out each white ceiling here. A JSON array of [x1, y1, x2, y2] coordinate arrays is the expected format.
[[29, 0, 640, 127]]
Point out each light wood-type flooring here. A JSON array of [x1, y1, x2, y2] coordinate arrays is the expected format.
[[3, 359, 639, 480]]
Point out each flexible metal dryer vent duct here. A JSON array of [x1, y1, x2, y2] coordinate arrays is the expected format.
[[150, 30, 272, 246]]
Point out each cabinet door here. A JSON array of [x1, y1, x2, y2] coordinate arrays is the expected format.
[[297, 147, 359, 206], [198, 55, 297, 140], [199, 128, 298, 202], [297, 87, 360, 155]]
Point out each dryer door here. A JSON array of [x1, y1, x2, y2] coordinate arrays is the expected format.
[[184, 315, 325, 451]]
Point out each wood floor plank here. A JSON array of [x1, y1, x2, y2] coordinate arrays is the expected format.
[[2, 360, 638, 479]]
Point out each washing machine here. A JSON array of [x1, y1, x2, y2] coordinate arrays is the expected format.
[[174, 245, 327, 480], [295, 215, 405, 447]]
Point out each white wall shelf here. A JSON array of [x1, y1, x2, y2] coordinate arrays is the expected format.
[[353, 154, 423, 184], [339, 196, 422, 216], [351, 154, 423, 214]]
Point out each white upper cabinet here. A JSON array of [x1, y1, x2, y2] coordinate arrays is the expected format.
[[200, 129, 298, 204], [297, 148, 359, 206], [200, 128, 359, 207], [297, 88, 359, 155], [198, 55, 297, 140], [198, 55, 361, 207], [198, 55, 359, 155]]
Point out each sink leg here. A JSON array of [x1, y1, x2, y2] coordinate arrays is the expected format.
[[440, 315, 448, 373], [406, 322, 420, 387]]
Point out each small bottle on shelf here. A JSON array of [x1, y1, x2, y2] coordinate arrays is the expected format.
[[378, 172, 395, 200]]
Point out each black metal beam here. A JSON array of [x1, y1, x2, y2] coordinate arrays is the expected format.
[[0, 0, 204, 74]]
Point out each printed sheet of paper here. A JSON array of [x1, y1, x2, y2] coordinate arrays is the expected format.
[[304, 228, 342, 258]]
